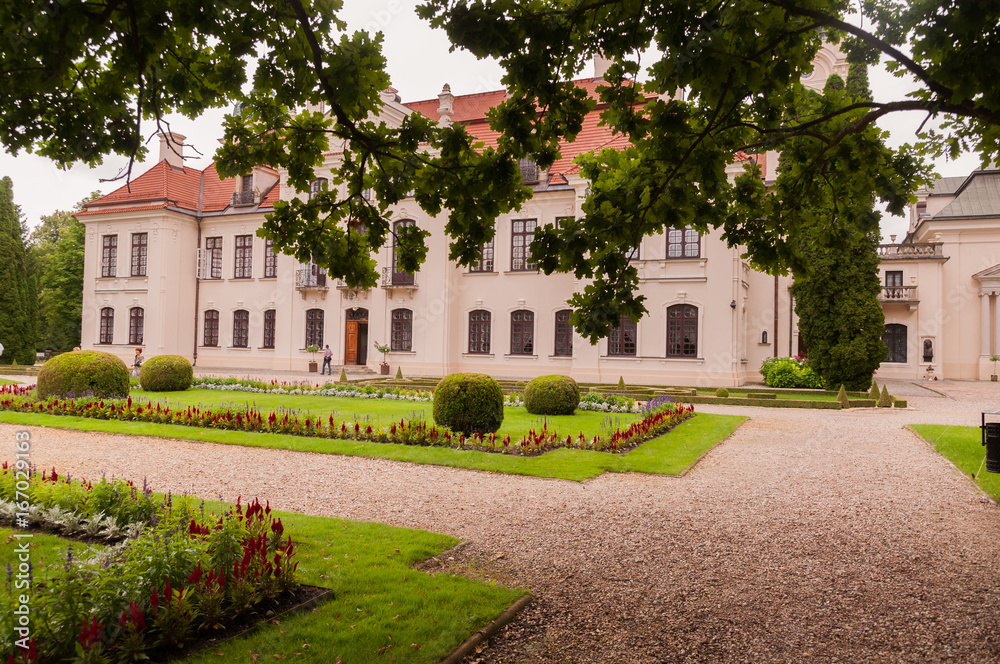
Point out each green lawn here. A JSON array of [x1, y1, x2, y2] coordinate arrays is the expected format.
[[0, 527, 104, 577], [693, 388, 854, 402], [910, 424, 1000, 500], [0, 379, 19, 386], [0, 509, 524, 663], [0, 408, 743, 481], [139, 388, 636, 440]]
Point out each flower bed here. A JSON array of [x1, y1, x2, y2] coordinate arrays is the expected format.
[[187, 376, 431, 401], [0, 386, 695, 456], [0, 466, 297, 662], [577, 391, 639, 413]]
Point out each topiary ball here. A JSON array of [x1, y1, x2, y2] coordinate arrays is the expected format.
[[524, 374, 580, 415], [36, 350, 130, 399], [433, 373, 504, 435], [139, 355, 193, 392], [715, 387, 730, 398]]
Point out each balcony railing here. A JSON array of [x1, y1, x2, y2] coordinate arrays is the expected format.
[[381, 266, 417, 289], [231, 190, 258, 207], [295, 268, 328, 289], [877, 243, 946, 260], [879, 285, 918, 303]]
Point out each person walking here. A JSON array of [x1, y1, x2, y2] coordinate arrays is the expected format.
[[322, 344, 333, 375], [132, 348, 144, 378]]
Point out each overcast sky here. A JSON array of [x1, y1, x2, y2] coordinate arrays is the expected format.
[[0, 0, 983, 241]]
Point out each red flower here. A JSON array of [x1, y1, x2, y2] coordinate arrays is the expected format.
[[187, 562, 204, 585]]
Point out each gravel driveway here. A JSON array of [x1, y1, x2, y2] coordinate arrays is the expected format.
[[4, 381, 1000, 663]]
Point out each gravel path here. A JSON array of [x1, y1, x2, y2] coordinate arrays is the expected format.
[[4, 382, 1000, 662]]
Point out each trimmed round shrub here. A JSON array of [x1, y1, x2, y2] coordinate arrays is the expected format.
[[524, 375, 580, 415], [715, 387, 730, 398], [433, 373, 504, 434], [36, 350, 130, 399], [139, 355, 193, 392]]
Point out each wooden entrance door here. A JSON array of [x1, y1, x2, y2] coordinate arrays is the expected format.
[[345, 322, 359, 365]]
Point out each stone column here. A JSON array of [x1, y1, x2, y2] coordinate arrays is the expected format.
[[982, 291, 992, 356]]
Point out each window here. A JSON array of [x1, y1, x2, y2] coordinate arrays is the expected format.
[[99, 308, 114, 345], [309, 178, 327, 200], [234, 235, 253, 278], [468, 310, 491, 354], [391, 309, 413, 351], [205, 237, 223, 279], [511, 219, 537, 271], [203, 310, 219, 347], [232, 310, 249, 348], [510, 310, 534, 355], [391, 220, 415, 285], [241, 174, 253, 192], [667, 227, 700, 258], [470, 237, 494, 273], [608, 315, 637, 356], [626, 244, 640, 261], [518, 158, 539, 184], [667, 304, 698, 358], [101, 235, 117, 278], [262, 309, 276, 348], [305, 308, 324, 348], [130, 233, 147, 277], [883, 324, 907, 363], [554, 309, 573, 357], [263, 238, 278, 278], [128, 308, 144, 345]]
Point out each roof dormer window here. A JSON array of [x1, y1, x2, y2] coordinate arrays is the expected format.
[[518, 158, 539, 184]]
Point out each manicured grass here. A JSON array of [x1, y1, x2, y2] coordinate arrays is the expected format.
[[137, 388, 637, 440], [910, 424, 1000, 500], [0, 379, 19, 386], [0, 527, 104, 577], [0, 411, 744, 481], [695, 388, 843, 402], [178, 504, 525, 664]]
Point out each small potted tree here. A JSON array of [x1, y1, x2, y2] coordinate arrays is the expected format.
[[374, 341, 391, 375], [305, 345, 320, 373], [991, 355, 1000, 381]]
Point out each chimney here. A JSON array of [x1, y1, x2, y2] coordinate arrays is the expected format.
[[437, 84, 455, 127], [158, 132, 186, 169], [594, 53, 613, 80]]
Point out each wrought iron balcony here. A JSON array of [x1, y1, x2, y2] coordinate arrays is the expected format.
[[877, 243, 946, 260], [295, 268, 328, 290], [381, 266, 417, 291], [231, 190, 258, 207]]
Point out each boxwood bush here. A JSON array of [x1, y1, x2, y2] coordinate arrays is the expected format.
[[759, 356, 824, 389], [36, 350, 130, 399], [139, 354, 193, 392], [524, 375, 580, 415], [433, 373, 504, 434]]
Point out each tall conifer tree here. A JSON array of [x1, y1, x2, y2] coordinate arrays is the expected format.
[[0, 176, 34, 364]]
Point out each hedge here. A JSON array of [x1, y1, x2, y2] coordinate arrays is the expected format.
[[524, 375, 580, 415], [432, 373, 505, 434], [139, 355, 193, 392]]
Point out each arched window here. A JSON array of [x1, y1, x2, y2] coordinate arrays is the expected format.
[[233, 310, 249, 348], [883, 324, 907, 363], [761, 330, 768, 344], [309, 178, 327, 200], [305, 308, 324, 348], [510, 310, 534, 355], [468, 310, 491, 354], [203, 310, 219, 347], [129, 307, 144, 345], [608, 315, 637, 356], [99, 308, 114, 345], [667, 304, 698, 358], [262, 309, 276, 348], [391, 309, 413, 352], [554, 309, 573, 357]]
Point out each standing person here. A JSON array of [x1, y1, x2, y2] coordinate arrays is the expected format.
[[322, 344, 333, 375], [132, 348, 144, 378]]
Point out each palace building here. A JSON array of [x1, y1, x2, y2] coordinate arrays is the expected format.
[[81, 45, 999, 385]]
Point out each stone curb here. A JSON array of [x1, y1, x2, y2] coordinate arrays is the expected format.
[[440, 594, 533, 664]]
